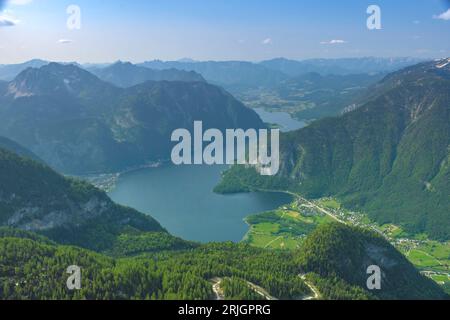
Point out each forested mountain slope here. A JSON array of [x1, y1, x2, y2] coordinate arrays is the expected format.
[[217, 59, 450, 240], [298, 223, 447, 300], [0, 147, 185, 252]]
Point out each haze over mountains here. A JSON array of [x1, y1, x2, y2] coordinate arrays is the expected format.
[[0, 63, 263, 174], [88, 61, 205, 88], [0, 57, 422, 87], [0, 57, 425, 121], [138, 57, 423, 94], [260, 57, 424, 77]]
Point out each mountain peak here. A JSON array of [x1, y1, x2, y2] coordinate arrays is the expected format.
[[6, 63, 112, 98]]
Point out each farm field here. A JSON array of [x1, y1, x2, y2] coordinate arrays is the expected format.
[[244, 195, 450, 292], [243, 200, 334, 250]]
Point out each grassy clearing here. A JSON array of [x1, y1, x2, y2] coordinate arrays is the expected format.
[[244, 201, 333, 250]]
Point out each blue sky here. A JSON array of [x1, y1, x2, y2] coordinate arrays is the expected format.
[[0, 0, 449, 63]]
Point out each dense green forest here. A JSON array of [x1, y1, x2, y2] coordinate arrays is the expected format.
[[220, 277, 264, 300], [0, 231, 312, 300], [1, 224, 447, 300]]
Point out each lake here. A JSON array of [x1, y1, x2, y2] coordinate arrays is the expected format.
[[254, 108, 307, 132], [109, 164, 292, 243]]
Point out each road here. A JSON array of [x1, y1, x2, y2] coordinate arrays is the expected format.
[[255, 188, 346, 224], [211, 277, 225, 300], [299, 274, 320, 300], [246, 281, 278, 300], [210, 277, 278, 300]]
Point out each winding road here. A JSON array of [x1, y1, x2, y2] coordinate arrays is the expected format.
[[210, 276, 320, 300]]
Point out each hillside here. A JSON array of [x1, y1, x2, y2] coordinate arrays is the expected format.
[[297, 223, 447, 300], [0, 146, 189, 252], [0, 136, 42, 163], [139, 60, 288, 90], [235, 72, 384, 120], [89, 61, 205, 87], [0, 63, 264, 174], [1, 222, 445, 300], [216, 59, 450, 240]]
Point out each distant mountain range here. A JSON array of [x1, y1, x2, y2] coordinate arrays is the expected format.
[[138, 57, 424, 118], [0, 59, 49, 81], [260, 57, 425, 77], [0, 63, 263, 174], [236, 72, 385, 120], [0, 57, 423, 88], [87, 61, 205, 87], [139, 60, 288, 90], [0, 58, 426, 121], [217, 58, 450, 240], [139, 57, 423, 88]]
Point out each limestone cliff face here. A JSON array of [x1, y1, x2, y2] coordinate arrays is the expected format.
[[6, 195, 110, 231]]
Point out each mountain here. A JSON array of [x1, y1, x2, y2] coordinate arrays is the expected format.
[[0, 146, 178, 252], [3, 62, 117, 100], [260, 57, 424, 77], [235, 72, 384, 120], [0, 59, 49, 81], [0, 136, 42, 163], [0, 149, 309, 299], [297, 223, 447, 300], [89, 61, 205, 87], [139, 60, 288, 90], [0, 63, 264, 174], [288, 72, 385, 119], [217, 59, 450, 240]]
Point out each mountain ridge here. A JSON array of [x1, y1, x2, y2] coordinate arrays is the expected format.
[[0, 63, 264, 174], [89, 61, 205, 88]]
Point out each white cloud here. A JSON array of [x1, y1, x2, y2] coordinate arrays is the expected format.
[[262, 38, 272, 45], [320, 39, 347, 45], [433, 9, 450, 21], [0, 13, 19, 27], [9, 0, 33, 5], [58, 39, 74, 44]]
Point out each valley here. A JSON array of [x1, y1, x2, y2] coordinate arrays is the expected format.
[[1, 0, 450, 304], [0, 57, 449, 301], [241, 192, 450, 293]]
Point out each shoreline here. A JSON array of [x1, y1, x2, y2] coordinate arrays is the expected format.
[[77, 159, 168, 192]]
